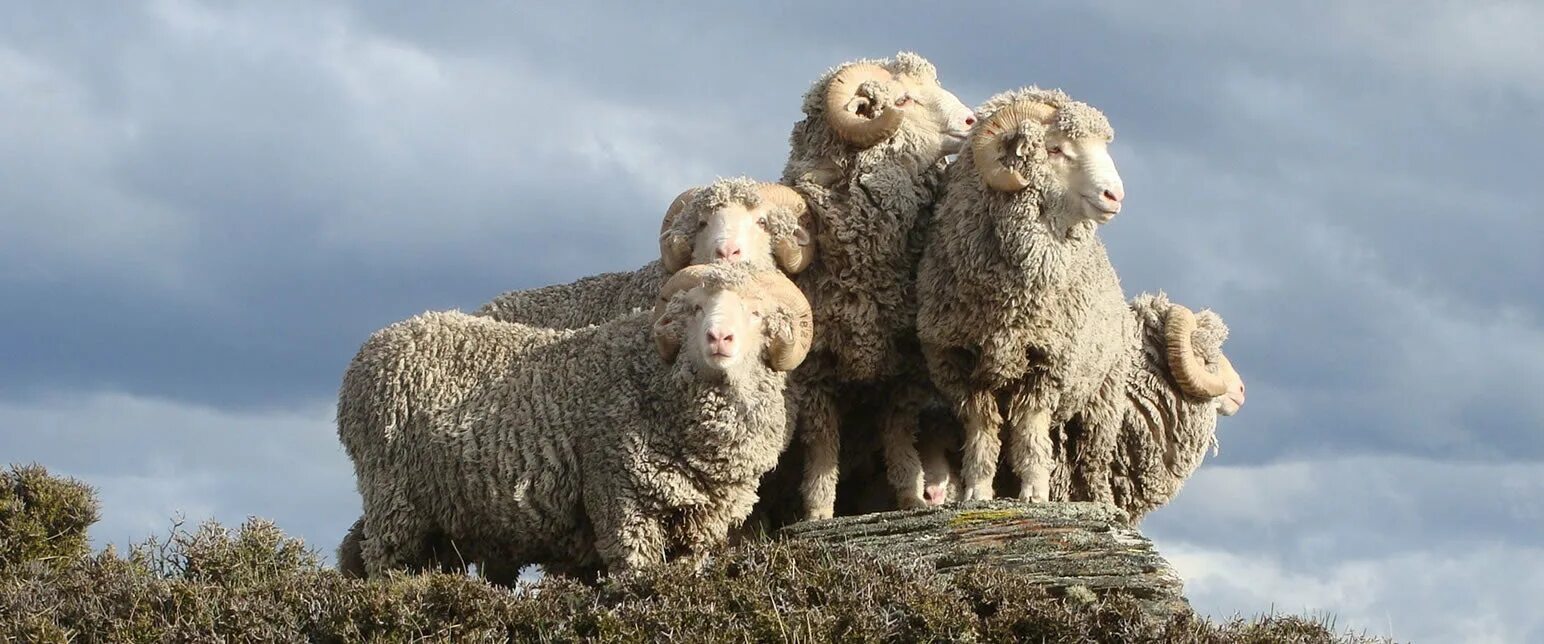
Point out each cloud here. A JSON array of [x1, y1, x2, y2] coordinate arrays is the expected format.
[[0, 1, 1540, 639], [1146, 456, 1544, 642], [0, 392, 356, 553], [1167, 543, 1544, 644]]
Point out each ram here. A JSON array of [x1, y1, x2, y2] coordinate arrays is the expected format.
[[917, 87, 1133, 504], [1077, 294, 1246, 521], [475, 179, 813, 328], [779, 51, 976, 518], [337, 264, 812, 578]]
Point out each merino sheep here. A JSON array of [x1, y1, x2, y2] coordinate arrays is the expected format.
[[474, 178, 814, 328], [779, 51, 977, 518], [1078, 293, 1245, 521], [916, 87, 1133, 504], [337, 264, 813, 577]]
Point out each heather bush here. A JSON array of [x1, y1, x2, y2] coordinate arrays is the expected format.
[[0, 464, 1380, 643]]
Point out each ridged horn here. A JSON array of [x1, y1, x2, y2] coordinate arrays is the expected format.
[[658, 188, 700, 273], [1165, 304, 1230, 398], [748, 271, 814, 371], [758, 184, 815, 274], [971, 100, 1056, 192], [651, 264, 715, 362], [824, 63, 905, 148]]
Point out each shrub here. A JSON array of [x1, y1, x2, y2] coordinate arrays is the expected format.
[[0, 464, 1381, 643], [0, 464, 98, 574]]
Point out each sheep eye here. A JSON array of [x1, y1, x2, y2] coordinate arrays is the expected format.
[[692, 304, 702, 313], [895, 95, 910, 107], [1047, 145, 1063, 155], [757, 216, 768, 227], [696, 220, 707, 230]]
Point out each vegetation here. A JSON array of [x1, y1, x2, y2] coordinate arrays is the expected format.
[[0, 464, 1378, 642]]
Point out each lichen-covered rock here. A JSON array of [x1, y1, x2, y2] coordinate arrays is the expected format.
[[779, 500, 1188, 616]]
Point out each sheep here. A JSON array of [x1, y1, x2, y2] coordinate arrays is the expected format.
[[473, 178, 814, 328], [337, 263, 813, 578], [1068, 293, 1246, 522], [778, 51, 977, 518], [915, 87, 1133, 505]]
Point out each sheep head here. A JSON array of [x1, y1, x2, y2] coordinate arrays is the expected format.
[[971, 88, 1125, 226], [820, 52, 974, 156], [658, 179, 815, 275], [651, 265, 814, 378], [1164, 304, 1246, 416]]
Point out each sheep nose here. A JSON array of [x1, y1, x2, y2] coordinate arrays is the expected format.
[[963, 113, 976, 126], [715, 243, 742, 261], [1102, 186, 1125, 204], [923, 485, 947, 505], [706, 329, 735, 354]]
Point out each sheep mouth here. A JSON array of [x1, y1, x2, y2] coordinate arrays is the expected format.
[[940, 133, 968, 153], [1082, 196, 1120, 221]]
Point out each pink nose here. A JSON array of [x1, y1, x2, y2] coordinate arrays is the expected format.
[[715, 243, 742, 261], [923, 485, 947, 505], [706, 329, 735, 355], [1102, 186, 1125, 204], [964, 114, 976, 126]]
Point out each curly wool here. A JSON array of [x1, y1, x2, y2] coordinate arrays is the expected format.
[[783, 52, 948, 382], [916, 87, 1133, 501], [476, 177, 803, 329], [1080, 292, 1231, 522], [337, 282, 794, 576]]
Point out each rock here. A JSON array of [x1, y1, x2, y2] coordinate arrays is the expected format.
[[778, 500, 1189, 616]]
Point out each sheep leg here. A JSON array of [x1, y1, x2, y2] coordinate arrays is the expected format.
[[798, 385, 841, 520], [1072, 394, 1123, 506], [1005, 399, 1054, 503], [880, 387, 926, 509], [959, 390, 1004, 501]]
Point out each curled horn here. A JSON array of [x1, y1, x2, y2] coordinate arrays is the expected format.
[[651, 265, 714, 362], [971, 100, 1056, 192], [658, 188, 700, 273], [748, 272, 814, 371], [823, 63, 905, 148], [1165, 304, 1230, 398], [758, 184, 816, 274]]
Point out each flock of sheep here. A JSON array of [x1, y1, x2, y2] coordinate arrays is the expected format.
[[333, 52, 1248, 582]]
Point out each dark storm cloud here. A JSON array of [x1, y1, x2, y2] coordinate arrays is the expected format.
[[2, 2, 1541, 640]]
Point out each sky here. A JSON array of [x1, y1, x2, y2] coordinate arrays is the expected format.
[[2, 1, 1541, 640]]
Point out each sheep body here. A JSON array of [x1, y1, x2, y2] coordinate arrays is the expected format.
[[474, 263, 667, 328], [779, 52, 974, 518], [475, 178, 809, 329], [916, 87, 1133, 503], [338, 268, 805, 575], [1090, 292, 1241, 521]]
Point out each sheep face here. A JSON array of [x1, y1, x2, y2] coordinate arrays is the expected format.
[[676, 286, 768, 378], [653, 266, 815, 377], [661, 181, 814, 275], [920, 440, 961, 506], [820, 53, 974, 159], [1210, 355, 1246, 416], [690, 202, 807, 271], [1043, 128, 1124, 224], [971, 90, 1124, 226], [895, 74, 975, 157]]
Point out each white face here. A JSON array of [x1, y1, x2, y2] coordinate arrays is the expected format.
[[690, 203, 776, 269], [1045, 130, 1125, 224], [680, 287, 765, 377], [898, 76, 976, 156], [920, 442, 960, 506], [1211, 356, 1246, 417]]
